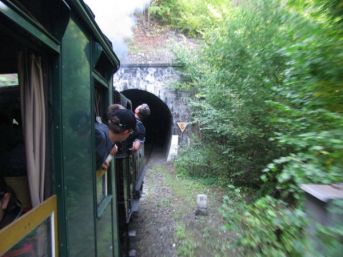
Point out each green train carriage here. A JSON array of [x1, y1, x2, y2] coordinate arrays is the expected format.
[[0, 1, 144, 256]]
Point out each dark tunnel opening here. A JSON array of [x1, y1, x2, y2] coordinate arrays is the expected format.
[[121, 89, 172, 160]]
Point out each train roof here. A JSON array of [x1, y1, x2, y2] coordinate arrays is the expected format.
[[68, 0, 120, 71]]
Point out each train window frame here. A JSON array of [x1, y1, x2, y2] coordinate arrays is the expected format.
[[93, 78, 113, 218], [95, 168, 108, 204], [95, 169, 113, 218], [0, 1, 60, 53], [0, 195, 58, 257]]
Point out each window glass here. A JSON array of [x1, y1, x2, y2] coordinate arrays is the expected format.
[[96, 172, 108, 205], [0, 74, 19, 87], [3, 217, 53, 257]]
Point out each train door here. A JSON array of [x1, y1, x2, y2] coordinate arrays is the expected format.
[[0, 18, 58, 257]]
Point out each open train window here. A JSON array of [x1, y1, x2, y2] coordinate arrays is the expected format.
[[94, 82, 113, 216], [0, 32, 51, 227], [0, 61, 31, 225], [94, 83, 108, 123], [0, 26, 56, 255]]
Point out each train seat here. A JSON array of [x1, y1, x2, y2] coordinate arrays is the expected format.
[[4, 176, 31, 212]]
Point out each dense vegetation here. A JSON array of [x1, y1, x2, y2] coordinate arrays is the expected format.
[[150, 0, 343, 256]]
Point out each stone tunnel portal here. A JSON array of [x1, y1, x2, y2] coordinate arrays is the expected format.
[[122, 89, 172, 159]]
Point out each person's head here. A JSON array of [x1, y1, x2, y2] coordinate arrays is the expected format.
[[134, 103, 150, 120], [107, 104, 125, 121], [107, 109, 136, 143]]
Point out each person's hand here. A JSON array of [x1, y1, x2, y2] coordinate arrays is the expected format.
[[1, 192, 11, 209], [131, 140, 141, 152], [110, 144, 118, 156], [102, 146, 117, 171], [101, 161, 109, 170]]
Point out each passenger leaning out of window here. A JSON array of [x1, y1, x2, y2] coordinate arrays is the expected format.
[[95, 107, 136, 171], [129, 103, 151, 152]]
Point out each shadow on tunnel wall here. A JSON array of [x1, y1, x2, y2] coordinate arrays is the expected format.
[[121, 89, 172, 160]]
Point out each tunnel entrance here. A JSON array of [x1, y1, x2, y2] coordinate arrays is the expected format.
[[122, 89, 172, 160]]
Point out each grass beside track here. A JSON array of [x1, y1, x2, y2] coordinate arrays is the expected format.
[[148, 163, 235, 257]]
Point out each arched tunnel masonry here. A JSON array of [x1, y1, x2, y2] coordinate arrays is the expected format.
[[113, 63, 195, 159]]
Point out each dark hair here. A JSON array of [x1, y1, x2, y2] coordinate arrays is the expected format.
[[107, 109, 136, 134], [108, 117, 125, 133], [106, 104, 125, 121], [137, 103, 150, 120]]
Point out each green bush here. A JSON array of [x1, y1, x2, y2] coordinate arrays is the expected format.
[[181, 0, 292, 185], [167, 0, 343, 255], [148, 0, 180, 25], [175, 139, 230, 182], [149, 0, 231, 36], [222, 193, 307, 257], [174, 0, 343, 194], [262, 0, 343, 199]]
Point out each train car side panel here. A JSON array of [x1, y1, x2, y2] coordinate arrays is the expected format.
[[61, 17, 95, 257]]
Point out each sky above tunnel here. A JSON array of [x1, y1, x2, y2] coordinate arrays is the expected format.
[[84, 0, 151, 61]]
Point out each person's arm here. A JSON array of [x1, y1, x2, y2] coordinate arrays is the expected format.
[[101, 144, 118, 170], [101, 162, 109, 170], [131, 121, 145, 151], [0, 192, 11, 209], [110, 144, 118, 156], [131, 140, 141, 151]]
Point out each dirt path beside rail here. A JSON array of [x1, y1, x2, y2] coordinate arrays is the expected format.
[[130, 157, 177, 257], [130, 157, 235, 257]]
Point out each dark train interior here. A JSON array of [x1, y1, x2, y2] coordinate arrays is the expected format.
[[0, 31, 32, 227], [0, 34, 24, 175], [122, 89, 172, 160]]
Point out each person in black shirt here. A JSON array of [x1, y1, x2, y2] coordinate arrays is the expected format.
[[95, 108, 136, 170], [129, 103, 151, 152]]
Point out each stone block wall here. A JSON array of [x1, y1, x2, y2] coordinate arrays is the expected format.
[[113, 64, 194, 144]]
